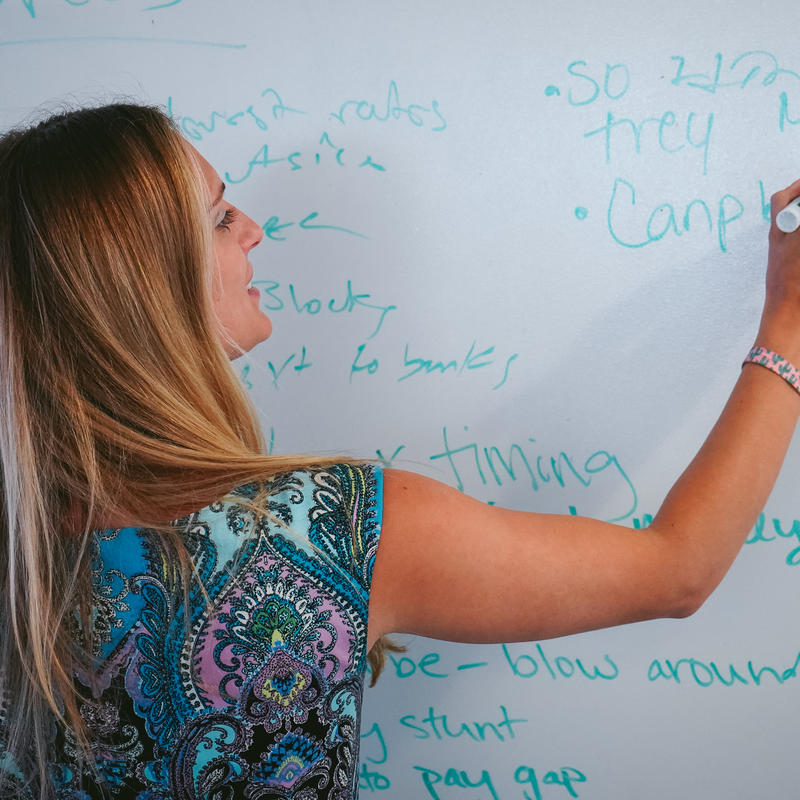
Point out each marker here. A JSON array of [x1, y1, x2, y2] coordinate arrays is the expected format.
[[776, 197, 800, 233]]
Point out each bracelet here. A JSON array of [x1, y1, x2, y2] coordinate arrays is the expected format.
[[743, 346, 800, 392]]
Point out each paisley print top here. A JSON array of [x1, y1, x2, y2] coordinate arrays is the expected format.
[[33, 464, 381, 799]]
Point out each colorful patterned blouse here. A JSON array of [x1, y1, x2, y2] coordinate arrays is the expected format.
[[42, 464, 382, 799]]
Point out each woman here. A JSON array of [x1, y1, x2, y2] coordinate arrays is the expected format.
[[1, 103, 798, 799]]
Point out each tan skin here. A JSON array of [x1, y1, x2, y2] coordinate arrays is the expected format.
[[192, 143, 800, 653]]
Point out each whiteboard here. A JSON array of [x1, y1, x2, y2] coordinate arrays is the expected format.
[[3, 2, 800, 797]]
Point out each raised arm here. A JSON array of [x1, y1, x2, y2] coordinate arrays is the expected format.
[[366, 179, 800, 650]]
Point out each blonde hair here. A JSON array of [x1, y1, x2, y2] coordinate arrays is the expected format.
[[0, 103, 394, 796]]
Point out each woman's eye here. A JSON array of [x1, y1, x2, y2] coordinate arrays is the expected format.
[[216, 208, 238, 231]]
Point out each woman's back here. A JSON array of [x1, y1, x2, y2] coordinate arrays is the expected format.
[[25, 464, 382, 799]]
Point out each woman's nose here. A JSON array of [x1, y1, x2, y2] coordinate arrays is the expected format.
[[241, 211, 264, 251]]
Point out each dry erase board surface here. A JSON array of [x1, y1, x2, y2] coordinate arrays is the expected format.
[[3, 1, 800, 797]]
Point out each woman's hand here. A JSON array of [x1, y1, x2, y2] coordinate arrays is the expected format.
[[758, 179, 800, 363]]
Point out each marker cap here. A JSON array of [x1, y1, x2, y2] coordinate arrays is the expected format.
[[777, 200, 800, 233]]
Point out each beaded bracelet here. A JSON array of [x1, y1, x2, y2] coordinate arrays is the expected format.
[[743, 346, 800, 393]]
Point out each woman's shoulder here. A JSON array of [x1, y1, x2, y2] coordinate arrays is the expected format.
[[216, 461, 383, 531], [94, 462, 383, 575], [228, 462, 382, 501], [218, 462, 384, 566]]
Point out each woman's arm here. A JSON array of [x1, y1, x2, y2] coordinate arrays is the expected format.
[[366, 179, 800, 650]]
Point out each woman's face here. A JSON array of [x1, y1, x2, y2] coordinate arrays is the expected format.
[[189, 143, 270, 358]]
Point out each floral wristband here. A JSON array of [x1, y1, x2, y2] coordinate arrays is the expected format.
[[743, 346, 800, 393]]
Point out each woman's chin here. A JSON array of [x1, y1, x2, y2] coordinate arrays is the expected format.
[[220, 310, 273, 359]]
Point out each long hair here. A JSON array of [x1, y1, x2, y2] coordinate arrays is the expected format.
[[0, 103, 394, 796]]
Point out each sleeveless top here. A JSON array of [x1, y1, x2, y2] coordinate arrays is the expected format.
[[22, 464, 382, 799]]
